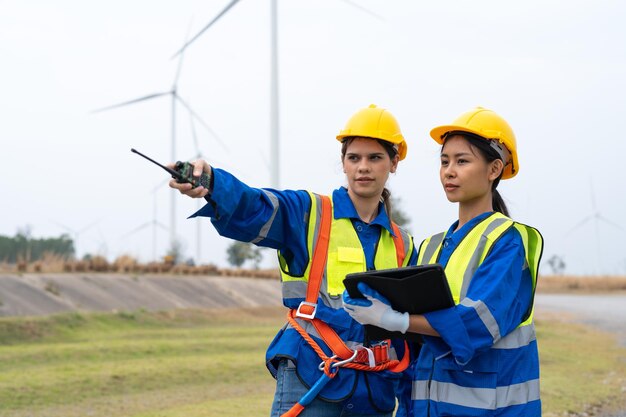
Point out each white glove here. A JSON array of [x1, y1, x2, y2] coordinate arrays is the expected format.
[[342, 283, 409, 334]]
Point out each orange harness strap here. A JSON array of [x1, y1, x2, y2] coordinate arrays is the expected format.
[[282, 195, 410, 417], [296, 195, 332, 321], [391, 222, 406, 269], [292, 195, 410, 367]]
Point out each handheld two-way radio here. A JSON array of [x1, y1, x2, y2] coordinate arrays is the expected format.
[[131, 148, 211, 189]]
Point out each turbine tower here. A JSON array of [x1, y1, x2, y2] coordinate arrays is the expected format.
[[121, 188, 168, 262]]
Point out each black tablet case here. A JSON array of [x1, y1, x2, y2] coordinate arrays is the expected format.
[[343, 264, 454, 342]]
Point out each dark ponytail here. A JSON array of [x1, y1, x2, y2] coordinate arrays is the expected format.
[[492, 189, 509, 217], [449, 132, 510, 216], [381, 187, 393, 223]]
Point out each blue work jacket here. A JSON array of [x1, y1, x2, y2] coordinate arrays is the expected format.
[[410, 212, 541, 417], [191, 168, 418, 413]]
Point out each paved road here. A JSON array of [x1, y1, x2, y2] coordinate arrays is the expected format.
[[535, 293, 626, 347]]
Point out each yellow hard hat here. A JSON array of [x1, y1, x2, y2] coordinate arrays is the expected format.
[[430, 107, 518, 179], [337, 104, 407, 160]]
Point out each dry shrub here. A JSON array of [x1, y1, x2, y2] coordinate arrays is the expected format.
[[113, 255, 138, 273], [199, 264, 219, 275], [74, 261, 88, 272], [89, 256, 109, 272], [36, 252, 69, 273], [538, 275, 626, 293], [216, 267, 279, 280], [4, 253, 276, 278], [171, 264, 192, 275], [0, 260, 15, 273]]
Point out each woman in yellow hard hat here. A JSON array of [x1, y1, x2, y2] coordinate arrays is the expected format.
[[343, 107, 544, 417], [168, 104, 417, 417]]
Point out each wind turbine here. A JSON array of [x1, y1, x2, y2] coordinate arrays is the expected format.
[[564, 178, 624, 274], [121, 188, 169, 262], [171, 0, 382, 188], [51, 218, 101, 259], [93, 26, 225, 255]]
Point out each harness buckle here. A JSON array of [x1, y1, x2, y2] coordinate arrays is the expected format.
[[295, 301, 317, 320], [318, 350, 359, 371], [353, 342, 391, 367]]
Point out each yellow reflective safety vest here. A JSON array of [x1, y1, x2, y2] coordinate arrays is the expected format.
[[412, 213, 544, 416], [417, 211, 543, 327], [279, 191, 414, 300], [267, 191, 414, 408]]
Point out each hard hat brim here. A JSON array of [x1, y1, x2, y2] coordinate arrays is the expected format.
[[429, 125, 518, 179], [336, 135, 407, 161], [429, 125, 485, 144]]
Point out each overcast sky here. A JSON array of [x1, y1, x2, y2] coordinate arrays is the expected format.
[[2, 0, 625, 275]]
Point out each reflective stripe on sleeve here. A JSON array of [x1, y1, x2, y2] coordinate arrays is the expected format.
[[251, 190, 279, 244], [492, 324, 536, 349], [460, 298, 501, 344]]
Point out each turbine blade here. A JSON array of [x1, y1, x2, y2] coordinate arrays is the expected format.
[[173, 18, 195, 88], [596, 214, 626, 231], [155, 221, 169, 231], [78, 218, 102, 234], [91, 92, 170, 113], [565, 215, 593, 236], [121, 222, 152, 238], [171, 0, 242, 59], [175, 95, 228, 151], [338, 0, 385, 21], [50, 220, 75, 234]]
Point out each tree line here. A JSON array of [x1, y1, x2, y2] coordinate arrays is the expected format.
[[1, 198, 410, 267], [0, 231, 74, 263]]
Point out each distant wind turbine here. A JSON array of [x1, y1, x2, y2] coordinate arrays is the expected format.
[[93, 24, 225, 255], [121, 189, 168, 262], [171, 0, 382, 188], [565, 178, 624, 274], [51, 218, 102, 259]]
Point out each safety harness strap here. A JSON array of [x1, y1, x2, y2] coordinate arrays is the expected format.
[[297, 195, 332, 319], [293, 194, 410, 365], [391, 222, 406, 267], [283, 194, 410, 417]]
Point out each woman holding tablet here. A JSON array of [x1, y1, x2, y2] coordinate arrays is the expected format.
[[344, 107, 543, 417]]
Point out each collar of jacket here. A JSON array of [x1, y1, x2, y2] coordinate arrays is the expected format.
[[332, 187, 394, 235]]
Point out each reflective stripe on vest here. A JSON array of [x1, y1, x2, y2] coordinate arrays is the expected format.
[[417, 213, 543, 333], [411, 378, 540, 410], [280, 191, 414, 302]]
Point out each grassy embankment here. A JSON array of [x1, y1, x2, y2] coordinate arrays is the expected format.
[[0, 306, 624, 417]]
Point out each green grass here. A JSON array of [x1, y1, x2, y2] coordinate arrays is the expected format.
[[537, 319, 626, 416], [0, 308, 624, 417], [0, 308, 283, 417]]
